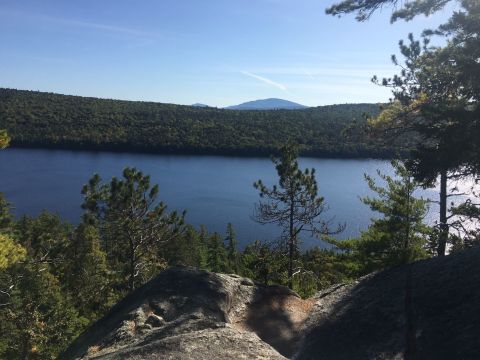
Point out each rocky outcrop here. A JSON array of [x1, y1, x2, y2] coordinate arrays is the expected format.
[[62, 247, 480, 360], [294, 246, 480, 359], [60, 267, 310, 359]]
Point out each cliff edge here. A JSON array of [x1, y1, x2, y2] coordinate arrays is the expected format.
[[60, 267, 312, 359], [61, 247, 480, 359], [295, 246, 480, 359]]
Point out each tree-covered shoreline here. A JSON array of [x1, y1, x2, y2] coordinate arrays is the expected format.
[[0, 88, 396, 158], [6, 142, 394, 159]]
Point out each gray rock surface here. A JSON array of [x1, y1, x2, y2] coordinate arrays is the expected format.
[[61, 247, 480, 360], [294, 247, 480, 360], [60, 267, 289, 360]]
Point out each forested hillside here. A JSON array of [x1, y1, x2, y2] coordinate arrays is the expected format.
[[0, 88, 389, 157]]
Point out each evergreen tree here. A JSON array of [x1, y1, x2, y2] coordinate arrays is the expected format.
[[162, 225, 208, 268], [0, 263, 85, 359], [81, 168, 186, 291], [206, 232, 228, 273], [224, 223, 240, 273], [328, 0, 480, 257], [333, 161, 430, 273], [301, 247, 358, 291], [197, 225, 210, 268], [0, 193, 13, 231], [327, 0, 456, 23], [0, 234, 26, 271], [15, 211, 73, 283], [253, 143, 342, 288], [66, 224, 114, 321], [449, 192, 480, 250], [242, 240, 285, 286]]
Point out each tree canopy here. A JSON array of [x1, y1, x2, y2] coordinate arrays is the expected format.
[[0, 88, 394, 158], [326, 0, 455, 22], [0, 130, 9, 149]]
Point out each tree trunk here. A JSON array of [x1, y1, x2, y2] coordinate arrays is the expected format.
[[129, 240, 136, 292], [438, 169, 448, 256], [403, 177, 412, 264], [288, 197, 294, 289]]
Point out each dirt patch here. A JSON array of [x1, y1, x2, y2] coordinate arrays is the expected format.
[[232, 286, 316, 358]]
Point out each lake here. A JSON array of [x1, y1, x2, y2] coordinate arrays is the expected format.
[[0, 148, 443, 249]]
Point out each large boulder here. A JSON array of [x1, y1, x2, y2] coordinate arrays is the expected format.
[[294, 246, 480, 360], [60, 267, 308, 359]]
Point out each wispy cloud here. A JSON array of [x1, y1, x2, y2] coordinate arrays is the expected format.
[[54, 18, 164, 39], [249, 66, 395, 79], [241, 71, 288, 91], [0, 8, 164, 40]]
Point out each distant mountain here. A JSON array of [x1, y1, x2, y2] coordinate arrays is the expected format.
[[226, 98, 308, 110], [191, 103, 210, 108]]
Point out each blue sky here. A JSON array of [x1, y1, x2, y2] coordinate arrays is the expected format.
[[0, 0, 452, 107]]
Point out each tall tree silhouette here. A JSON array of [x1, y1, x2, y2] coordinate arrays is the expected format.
[[253, 143, 342, 288]]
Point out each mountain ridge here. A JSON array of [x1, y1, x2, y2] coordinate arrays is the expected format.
[[225, 98, 308, 110]]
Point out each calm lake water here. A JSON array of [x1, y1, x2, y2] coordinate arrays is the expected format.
[[0, 148, 443, 249]]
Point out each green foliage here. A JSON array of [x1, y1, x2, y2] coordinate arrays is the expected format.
[[0, 193, 14, 231], [326, 0, 452, 22], [0, 129, 9, 149], [329, 0, 480, 255], [449, 194, 480, 250], [0, 234, 26, 270], [206, 232, 228, 273], [162, 224, 208, 267], [301, 247, 359, 291], [254, 143, 342, 288], [240, 242, 359, 298], [225, 223, 241, 273], [15, 212, 73, 282], [81, 167, 186, 291], [0, 89, 391, 158], [331, 161, 431, 274], [242, 240, 286, 286], [65, 224, 115, 321], [0, 263, 86, 359]]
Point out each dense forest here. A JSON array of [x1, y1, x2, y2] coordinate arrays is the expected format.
[[0, 88, 391, 158]]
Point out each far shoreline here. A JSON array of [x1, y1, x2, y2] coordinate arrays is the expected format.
[[6, 143, 395, 161]]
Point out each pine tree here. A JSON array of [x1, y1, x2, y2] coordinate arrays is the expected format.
[[242, 240, 285, 286], [253, 143, 342, 288], [0, 263, 85, 359], [225, 223, 240, 273], [0, 193, 13, 231], [197, 225, 209, 268], [66, 224, 114, 321], [14, 211, 73, 282], [336, 161, 431, 273], [328, 0, 480, 257], [81, 168, 186, 291], [327, 0, 454, 23], [206, 232, 228, 273], [162, 225, 207, 267]]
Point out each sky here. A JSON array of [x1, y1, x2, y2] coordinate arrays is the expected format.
[[0, 0, 453, 107]]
